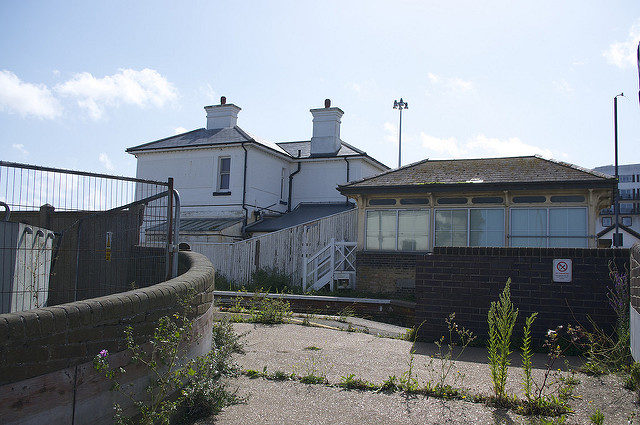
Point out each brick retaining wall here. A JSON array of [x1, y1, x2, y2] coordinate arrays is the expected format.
[[415, 247, 628, 343], [0, 250, 215, 425], [356, 251, 420, 297]]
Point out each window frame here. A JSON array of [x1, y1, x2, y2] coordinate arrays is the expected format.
[[364, 208, 430, 251], [217, 156, 231, 191], [509, 207, 588, 248], [434, 207, 506, 248]]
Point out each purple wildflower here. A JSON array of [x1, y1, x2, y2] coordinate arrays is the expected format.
[[99, 349, 108, 358]]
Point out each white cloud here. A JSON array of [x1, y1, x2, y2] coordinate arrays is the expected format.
[[553, 79, 573, 95], [0, 70, 62, 119], [12, 143, 29, 156], [98, 153, 114, 171], [420, 132, 557, 159], [383, 121, 397, 143], [348, 82, 362, 93], [55, 68, 178, 119], [174, 126, 188, 134], [604, 19, 640, 69], [426, 72, 474, 95], [200, 83, 217, 103]]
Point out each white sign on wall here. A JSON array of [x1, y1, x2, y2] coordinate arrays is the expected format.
[[553, 259, 572, 282]]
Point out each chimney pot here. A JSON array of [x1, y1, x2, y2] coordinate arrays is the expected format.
[[324, 98, 331, 108], [220, 96, 226, 105]]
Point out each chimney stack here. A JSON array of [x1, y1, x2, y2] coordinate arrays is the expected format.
[[204, 96, 241, 129], [310, 99, 343, 156]]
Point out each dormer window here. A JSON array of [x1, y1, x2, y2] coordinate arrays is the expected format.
[[218, 157, 231, 191]]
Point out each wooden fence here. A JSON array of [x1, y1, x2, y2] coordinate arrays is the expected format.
[[189, 208, 357, 286]]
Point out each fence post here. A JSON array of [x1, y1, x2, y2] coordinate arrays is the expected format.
[[329, 238, 335, 291], [166, 177, 174, 280]]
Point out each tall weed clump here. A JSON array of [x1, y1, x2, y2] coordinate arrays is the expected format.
[[487, 278, 518, 400]]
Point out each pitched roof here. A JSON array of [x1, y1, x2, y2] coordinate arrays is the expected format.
[[339, 156, 615, 193], [276, 140, 364, 158], [126, 126, 289, 156], [244, 203, 354, 233], [597, 223, 640, 240], [147, 217, 242, 233]]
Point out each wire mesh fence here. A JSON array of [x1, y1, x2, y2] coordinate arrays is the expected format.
[[0, 161, 177, 313]]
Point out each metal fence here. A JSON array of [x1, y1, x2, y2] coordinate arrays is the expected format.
[[0, 161, 179, 313], [189, 208, 357, 286]]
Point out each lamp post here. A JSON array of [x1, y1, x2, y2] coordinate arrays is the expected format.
[[393, 98, 408, 168], [613, 92, 624, 247]]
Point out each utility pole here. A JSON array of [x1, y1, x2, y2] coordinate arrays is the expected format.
[[393, 98, 408, 168], [613, 93, 624, 247]]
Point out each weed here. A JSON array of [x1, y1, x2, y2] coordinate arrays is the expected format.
[[426, 313, 476, 392], [300, 373, 327, 384], [94, 304, 241, 425], [487, 278, 518, 400], [272, 370, 295, 381], [337, 306, 355, 323], [380, 375, 400, 392], [401, 327, 417, 341], [251, 267, 293, 292], [247, 292, 292, 324], [521, 312, 538, 401], [338, 374, 378, 390], [590, 409, 605, 425], [245, 369, 266, 379]]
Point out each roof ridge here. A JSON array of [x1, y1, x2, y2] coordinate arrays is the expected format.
[[535, 155, 612, 180], [340, 156, 432, 188], [126, 127, 206, 152]]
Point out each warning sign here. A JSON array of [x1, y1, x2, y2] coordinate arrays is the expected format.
[[553, 259, 572, 282]]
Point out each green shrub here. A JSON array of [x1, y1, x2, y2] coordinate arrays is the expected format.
[[248, 293, 292, 324], [93, 310, 241, 424], [251, 267, 293, 292], [521, 312, 538, 401], [590, 409, 605, 425], [214, 271, 233, 291]]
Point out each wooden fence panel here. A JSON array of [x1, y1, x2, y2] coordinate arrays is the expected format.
[[189, 209, 357, 286]]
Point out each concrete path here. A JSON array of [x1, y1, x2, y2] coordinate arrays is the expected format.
[[202, 323, 637, 425]]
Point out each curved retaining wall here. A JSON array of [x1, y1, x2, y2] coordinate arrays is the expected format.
[[0, 251, 215, 425]]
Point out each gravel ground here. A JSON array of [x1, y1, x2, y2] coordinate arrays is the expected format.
[[206, 323, 638, 424]]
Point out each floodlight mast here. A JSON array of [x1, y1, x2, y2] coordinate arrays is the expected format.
[[613, 92, 624, 246], [393, 98, 408, 168]]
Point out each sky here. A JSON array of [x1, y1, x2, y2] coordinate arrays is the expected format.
[[1, 1, 639, 178]]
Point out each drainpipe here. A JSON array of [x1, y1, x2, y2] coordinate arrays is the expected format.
[[241, 142, 249, 231], [343, 157, 350, 205], [287, 150, 302, 212]]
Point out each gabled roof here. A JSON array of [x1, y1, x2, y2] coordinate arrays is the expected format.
[[597, 223, 640, 240], [244, 203, 354, 233], [339, 155, 615, 194], [147, 217, 243, 233], [126, 126, 289, 156], [276, 140, 364, 158]]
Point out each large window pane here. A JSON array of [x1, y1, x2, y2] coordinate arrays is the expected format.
[[435, 209, 467, 247], [398, 210, 429, 251], [510, 208, 547, 247], [470, 209, 505, 247], [365, 211, 397, 250], [549, 208, 587, 248]]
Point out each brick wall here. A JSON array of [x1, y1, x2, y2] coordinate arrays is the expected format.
[[356, 251, 420, 297], [0, 250, 215, 425], [631, 244, 640, 361], [414, 247, 629, 343]]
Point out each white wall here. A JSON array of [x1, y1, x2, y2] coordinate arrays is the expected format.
[[135, 147, 246, 218], [245, 146, 291, 215]]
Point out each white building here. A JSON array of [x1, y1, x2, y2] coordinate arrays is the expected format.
[[126, 97, 388, 243], [593, 163, 640, 248]]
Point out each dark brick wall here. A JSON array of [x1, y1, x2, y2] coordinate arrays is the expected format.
[[414, 247, 629, 343], [356, 251, 421, 297], [0, 251, 214, 385], [632, 244, 640, 313]]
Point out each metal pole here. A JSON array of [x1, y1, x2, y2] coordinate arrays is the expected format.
[[614, 95, 620, 246], [398, 107, 402, 168], [166, 177, 174, 279]]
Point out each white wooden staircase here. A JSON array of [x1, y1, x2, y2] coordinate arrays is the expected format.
[[302, 238, 356, 291]]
